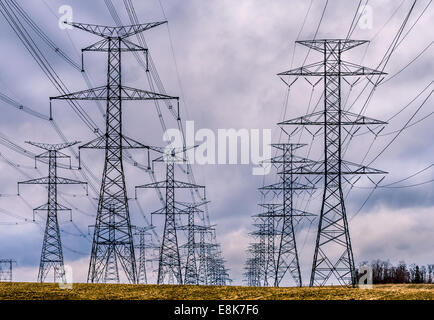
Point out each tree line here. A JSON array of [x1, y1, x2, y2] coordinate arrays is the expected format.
[[357, 260, 434, 284]]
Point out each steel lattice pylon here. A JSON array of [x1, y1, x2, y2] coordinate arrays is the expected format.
[[253, 204, 280, 286], [177, 201, 208, 285], [278, 39, 387, 286], [0, 260, 15, 282], [18, 142, 86, 283], [259, 143, 315, 287], [243, 243, 263, 287], [50, 22, 179, 283], [195, 226, 215, 285], [133, 226, 154, 284], [136, 151, 205, 284]]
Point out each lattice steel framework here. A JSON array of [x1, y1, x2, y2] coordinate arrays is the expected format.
[[252, 204, 280, 286], [133, 226, 154, 284], [259, 143, 315, 287], [50, 22, 179, 283], [18, 142, 86, 283], [136, 151, 205, 284], [278, 39, 387, 286], [195, 226, 215, 285], [177, 201, 208, 285], [207, 244, 230, 285], [243, 243, 263, 287], [0, 259, 15, 282]]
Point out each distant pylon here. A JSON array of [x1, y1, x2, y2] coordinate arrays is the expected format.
[[133, 225, 155, 284], [136, 149, 205, 284], [259, 143, 315, 287], [0, 259, 16, 282], [50, 21, 179, 283], [177, 201, 208, 285], [278, 39, 387, 286], [252, 204, 280, 286], [18, 141, 87, 283], [243, 243, 262, 287], [195, 225, 215, 285]]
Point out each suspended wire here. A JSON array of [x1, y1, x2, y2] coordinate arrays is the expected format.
[[368, 89, 432, 166]]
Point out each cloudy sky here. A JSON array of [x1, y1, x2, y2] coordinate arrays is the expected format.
[[0, 0, 432, 285]]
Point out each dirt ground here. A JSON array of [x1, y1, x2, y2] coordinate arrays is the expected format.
[[0, 282, 433, 300]]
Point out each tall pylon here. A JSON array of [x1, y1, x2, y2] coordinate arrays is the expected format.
[[259, 143, 315, 287], [50, 21, 179, 283], [278, 39, 387, 286], [18, 141, 87, 283], [135, 150, 205, 284]]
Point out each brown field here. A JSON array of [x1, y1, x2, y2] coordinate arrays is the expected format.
[[0, 283, 433, 300]]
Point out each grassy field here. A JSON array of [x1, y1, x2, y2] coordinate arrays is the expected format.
[[0, 283, 433, 300]]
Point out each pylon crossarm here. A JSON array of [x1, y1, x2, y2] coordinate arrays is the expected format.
[[280, 61, 386, 77], [341, 160, 388, 175], [178, 224, 211, 231], [50, 86, 177, 101], [292, 208, 316, 218], [55, 177, 88, 185], [121, 135, 151, 149], [136, 179, 204, 190], [175, 200, 210, 209], [33, 203, 71, 212], [173, 180, 205, 189], [278, 62, 324, 77], [264, 155, 315, 165], [18, 177, 50, 185], [271, 143, 306, 151], [278, 111, 323, 126], [258, 203, 282, 210], [83, 38, 147, 52], [341, 111, 387, 125], [82, 39, 109, 52], [279, 160, 387, 175], [174, 202, 204, 214], [79, 135, 105, 149], [278, 110, 386, 126], [67, 21, 167, 39], [150, 206, 190, 215], [53, 151, 72, 159], [339, 61, 386, 76], [260, 181, 315, 191], [296, 39, 368, 52], [26, 141, 79, 151], [136, 181, 167, 189]]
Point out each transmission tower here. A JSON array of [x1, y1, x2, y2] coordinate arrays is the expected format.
[[243, 243, 263, 287], [0, 259, 15, 282], [252, 204, 280, 286], [18, 141, 87, 283], [259, 143, 315, 287], [195, 225, 215, 285], [177, 201, 208, 285], [50, 21, 179, 283], [136, 150, 205, 284], [133, 226, 154, 284], [278, 39, 387, 286]]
